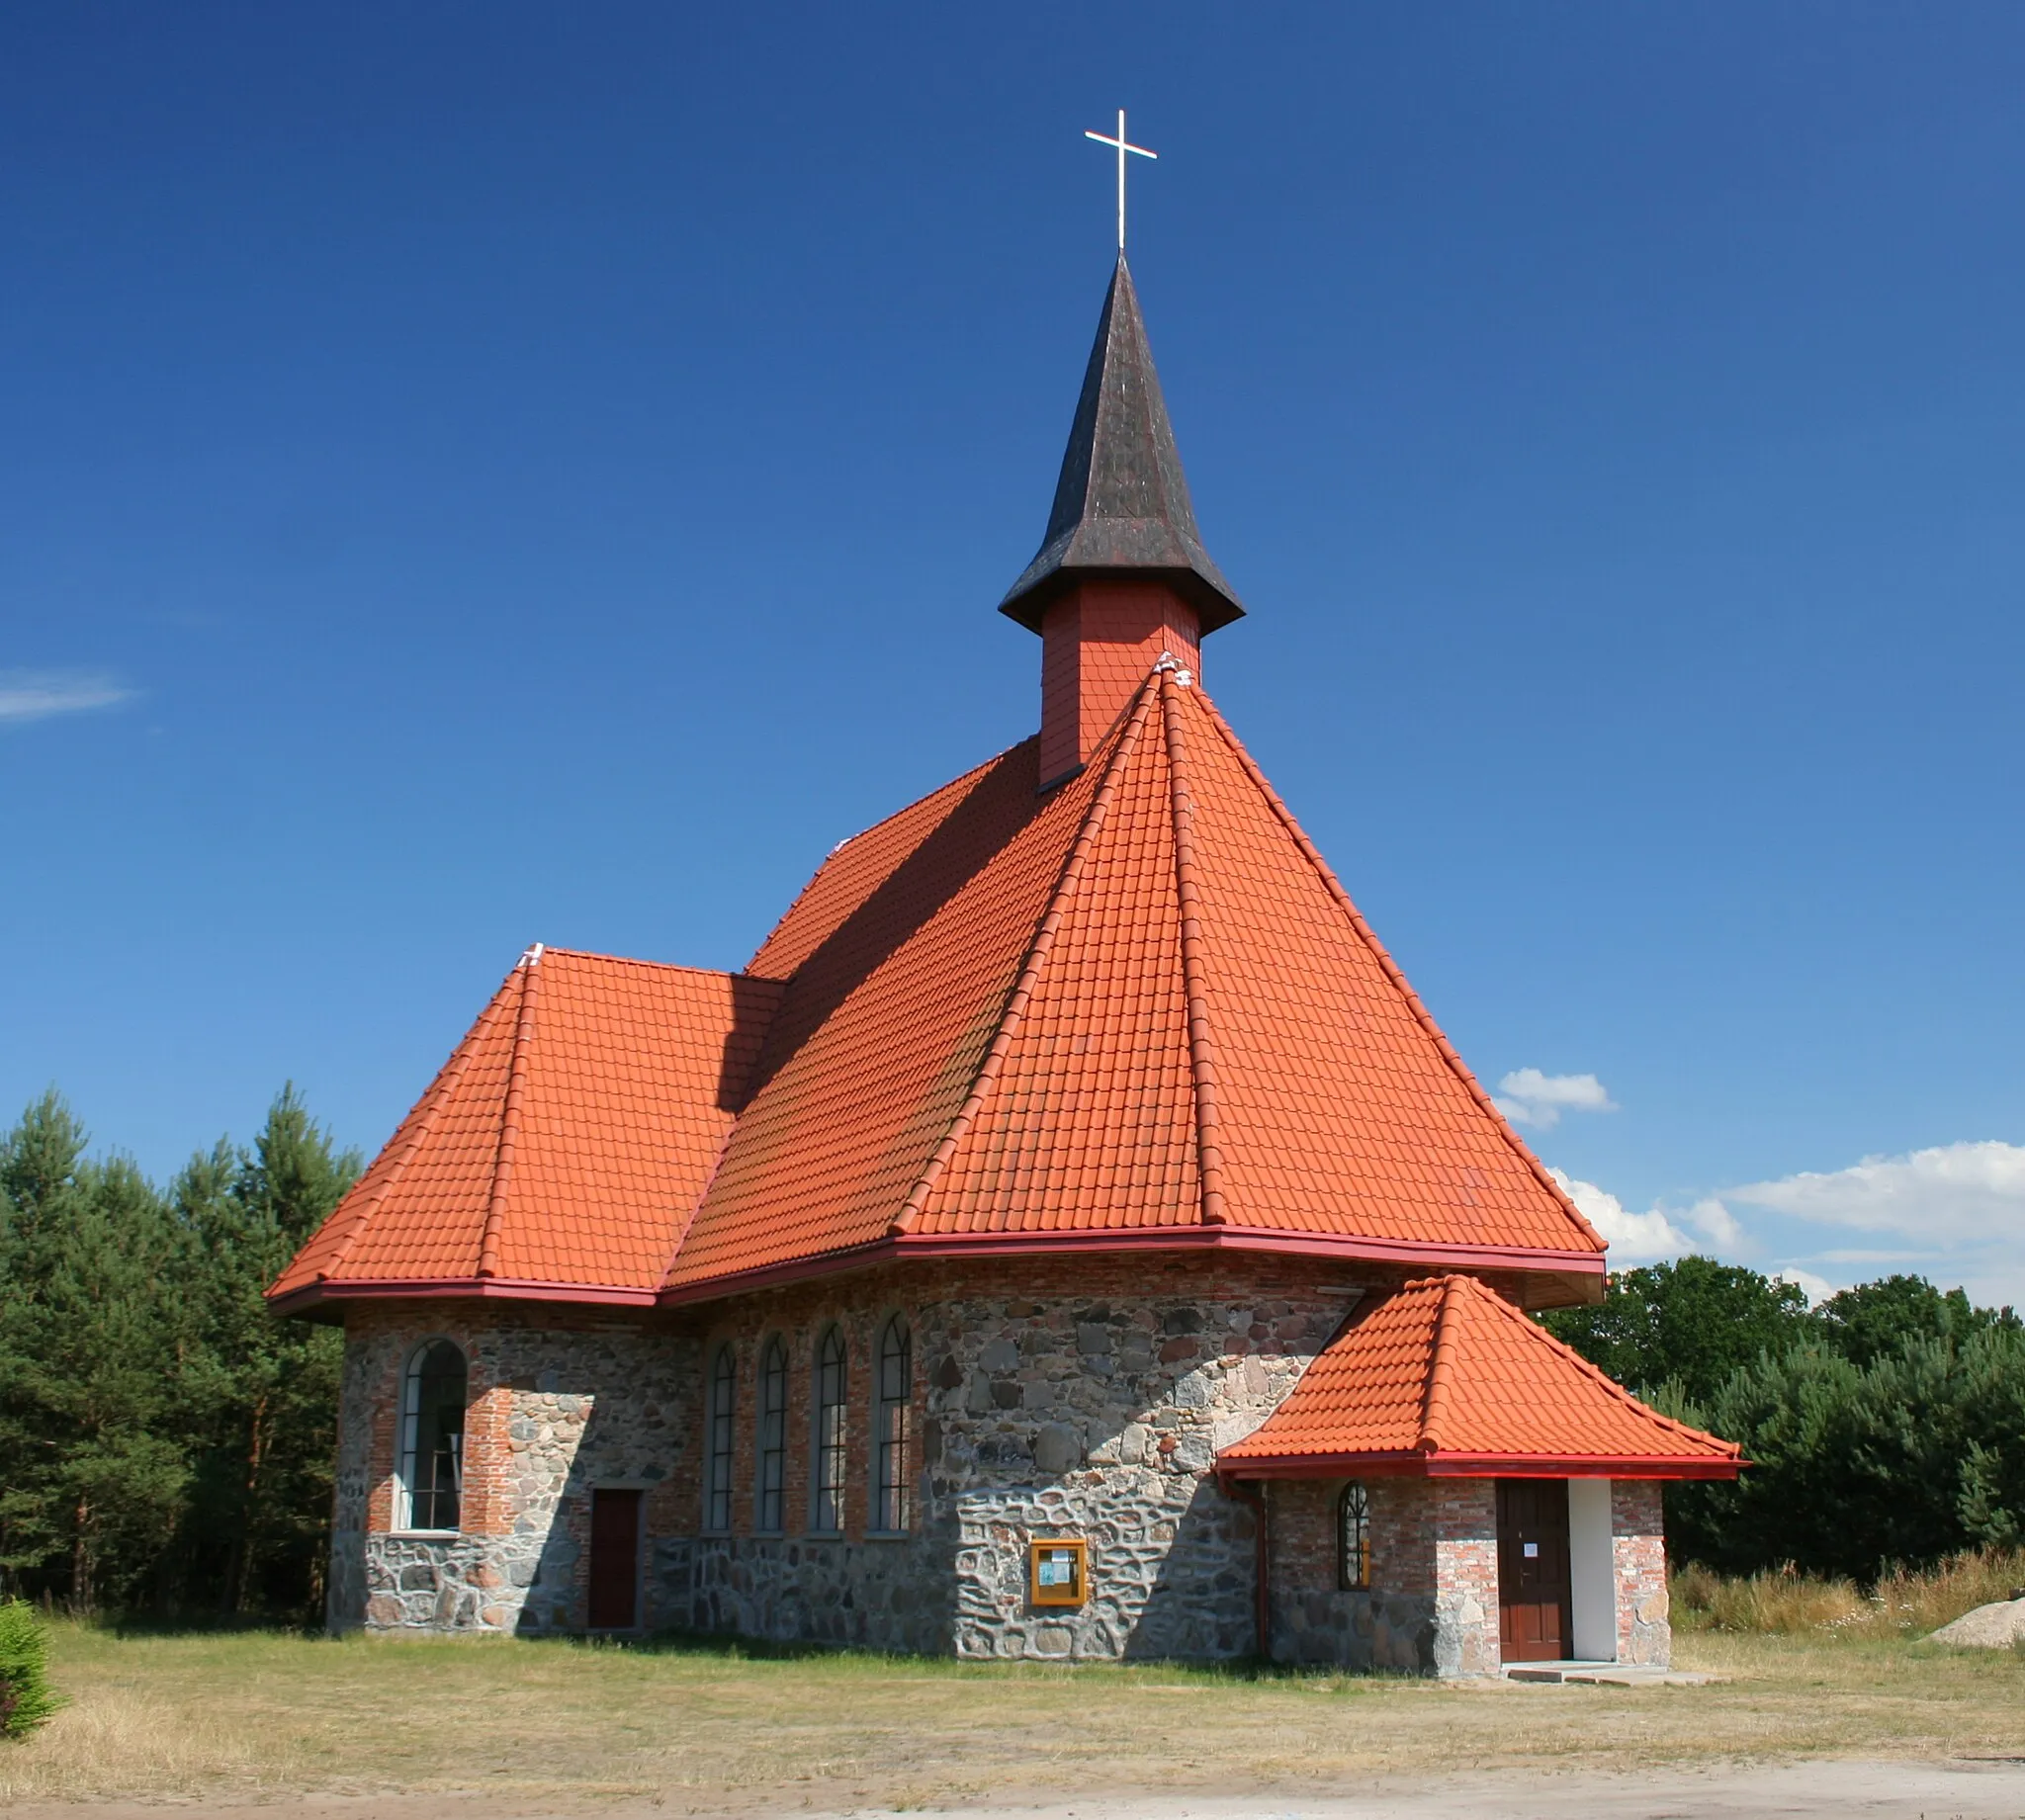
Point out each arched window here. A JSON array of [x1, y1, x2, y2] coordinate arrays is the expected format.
[[399, 1340, 467, 1532], [755, 1337, 787, 1531], [704, 1345, 737, 1531], [811, 1326, 847, 1532], [1338, 1481, 1371, 1591], [874, 1316, 913, 1532]]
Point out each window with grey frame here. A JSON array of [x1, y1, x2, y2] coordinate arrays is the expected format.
[[399, 1339, 466, 1531], [705, 1344, 736, 1531], [755, 1337, 787, 1531], [873, 1315, 912, 1531], [1338, 1481, 1371, 1590], [811, 1326, 847, 1531]]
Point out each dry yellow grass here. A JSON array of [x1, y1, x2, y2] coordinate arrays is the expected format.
[[2, 1620, 2022, 1814], [1672, 1548, 2025, 1638]]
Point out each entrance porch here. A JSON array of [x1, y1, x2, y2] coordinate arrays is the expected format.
[[1215, 1273, 1742, 1677]]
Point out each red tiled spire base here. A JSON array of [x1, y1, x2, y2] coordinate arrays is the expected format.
[[1217, 1273, 1743, 1481], [1039, 580, 1200, 785]]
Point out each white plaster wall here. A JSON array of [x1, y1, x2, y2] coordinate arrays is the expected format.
[[1568, 1477, 1618, 1661]]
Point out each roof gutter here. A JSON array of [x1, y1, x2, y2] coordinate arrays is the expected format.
[[1215, 1449, 1744, 1482], [265, 1275, 661, 1320], [654, 1226, 1605, 1307], [275, 1231, 1610, 1319]]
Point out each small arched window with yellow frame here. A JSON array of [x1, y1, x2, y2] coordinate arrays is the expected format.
[[1337, 1481, 1371, 1591]]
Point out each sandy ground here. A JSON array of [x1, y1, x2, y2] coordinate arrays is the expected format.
[[10, 1760, 2025, 1820]]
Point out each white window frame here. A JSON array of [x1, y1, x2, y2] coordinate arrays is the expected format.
[[871, 1314, 913, 1535], [394, 1337, 467, 1536], [811, 1325, 847, 1534]]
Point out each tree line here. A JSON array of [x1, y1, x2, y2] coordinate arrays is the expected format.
[[1542, 1258, 2025, 1582], [0, 1090, 355, 1621]]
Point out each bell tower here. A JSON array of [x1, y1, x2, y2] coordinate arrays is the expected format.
[[999, 257, 1244, 787]]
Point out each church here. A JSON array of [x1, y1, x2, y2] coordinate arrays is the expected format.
[[269, 250, 1739, 1675]]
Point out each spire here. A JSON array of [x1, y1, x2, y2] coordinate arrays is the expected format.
[[1000, 257, 1244, 635]]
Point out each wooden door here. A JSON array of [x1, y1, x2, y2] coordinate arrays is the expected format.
[[587, 1489, 643, 1630], [1497, 1479, 1572, 1662]]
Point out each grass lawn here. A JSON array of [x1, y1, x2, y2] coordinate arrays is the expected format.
[[4, 1623, 2022, 1813]]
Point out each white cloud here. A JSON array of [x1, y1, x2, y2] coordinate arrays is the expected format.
[[1728, 1141, 2025, 1247], [1494, 1069, 1618, 1131], [1547, 1168, 1690, 1261], [1770, 1267, 1836, 1307], [0, 669, 136, 725], [1682, 1196, 1745, 1248], [1537, 1142, 2025, 1309]]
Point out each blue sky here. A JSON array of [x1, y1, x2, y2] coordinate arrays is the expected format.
[[5, 4, 2022, 1303]]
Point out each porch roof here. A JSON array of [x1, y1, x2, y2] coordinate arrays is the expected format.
[[1217, 1273, 1743, 1481]]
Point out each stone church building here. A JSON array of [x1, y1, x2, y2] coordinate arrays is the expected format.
[[270, 257, 1738, 1674]]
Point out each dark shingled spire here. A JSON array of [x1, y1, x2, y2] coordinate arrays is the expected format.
[[1000, 257, 1245, 635]]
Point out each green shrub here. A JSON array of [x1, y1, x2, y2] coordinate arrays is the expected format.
[[0, 1599, 60, 1740]]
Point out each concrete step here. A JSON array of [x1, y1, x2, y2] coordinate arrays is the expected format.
[[1504, 1660, 1712, 1687]]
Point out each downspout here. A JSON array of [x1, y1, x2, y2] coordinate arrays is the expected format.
[[1220, 1472, 1271, 1662]]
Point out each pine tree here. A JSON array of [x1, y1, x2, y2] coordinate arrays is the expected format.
[[0, 1096, 188, 1611], [175, 1087, 355, 1617]]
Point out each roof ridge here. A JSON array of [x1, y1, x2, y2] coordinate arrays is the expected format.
[[318, 973, 515, 1281], [1188, 689, 1607, 1257], [1158, 666, 1229, 1227], [890, 679, 1162, 1238], [1417, 1274, 1466, 1452], [744, 740, 1033, 975], [476, 950, 543, 1278], [534, 947, 760, 983]]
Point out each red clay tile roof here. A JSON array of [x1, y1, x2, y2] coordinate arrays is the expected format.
[[268, 948, 774, 1310], [669, 666, 1603, 1288], [272, 662, 1608, 1313], [1218, 1273, 1741, 1478]]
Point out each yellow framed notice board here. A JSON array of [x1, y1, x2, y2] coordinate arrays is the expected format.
[[1027, 1537, 1088, 1607]]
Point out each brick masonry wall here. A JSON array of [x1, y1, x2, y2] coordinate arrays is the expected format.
[[1038, 581, 1202, 781], [333, 1302, 698, 1634], [1612, 1478, 1671, 1667], [1432, 1479, 1500, 1677], [1266, 1477, 1438, 1671]]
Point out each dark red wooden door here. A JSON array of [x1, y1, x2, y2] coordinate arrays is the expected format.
[[1497, 1479, 1572, 1662], [587, 1489, 642, 1630]]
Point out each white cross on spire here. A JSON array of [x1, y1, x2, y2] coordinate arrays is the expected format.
[[1085, 109, 1157, 253]]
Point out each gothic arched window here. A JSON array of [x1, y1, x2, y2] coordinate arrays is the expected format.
[[705, 1344, 737, 1531], [1338, 1481, 1371, 1591], [873, 1316, 913, 1532], [812, 1326, 847, 1532], [399, 1340, 467, 1532], [755, 1337, 787, 1531]]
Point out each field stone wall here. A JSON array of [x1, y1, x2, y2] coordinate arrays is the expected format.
[[325, 1260, 1647, 1673], [924, 1264, 1339, 1660], [660, 1257, 1368, 1660]]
